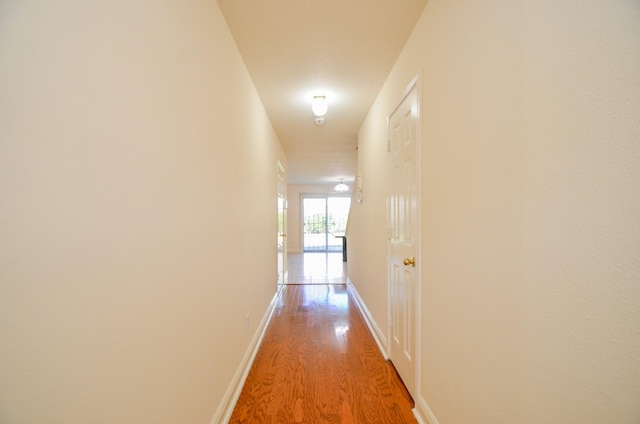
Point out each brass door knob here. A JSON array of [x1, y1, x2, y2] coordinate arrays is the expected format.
[[403, 257, 416, 267]]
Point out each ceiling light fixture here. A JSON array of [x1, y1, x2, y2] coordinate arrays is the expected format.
[[312, 95, 328, 117], [334, 179, 349, 193]]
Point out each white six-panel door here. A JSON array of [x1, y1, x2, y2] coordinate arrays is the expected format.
[[388, 79, 419, 397]]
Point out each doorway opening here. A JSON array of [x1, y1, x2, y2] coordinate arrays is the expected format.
[[277, 161, 287, 289], [302, 194, 351, 252]]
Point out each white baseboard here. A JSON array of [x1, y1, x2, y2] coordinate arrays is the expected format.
[[413, 396, 440, 424], [414, 408, 428, 424], [347, 278, 438, 424], [209, 288, 282, 424], [346, 277, 388, 359]]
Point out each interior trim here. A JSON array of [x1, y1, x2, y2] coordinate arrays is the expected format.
[[346, 277, 389, 359], [209, 289, 283, 424]]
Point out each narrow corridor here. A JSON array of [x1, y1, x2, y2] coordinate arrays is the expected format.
[[229, 254, 416, 423]]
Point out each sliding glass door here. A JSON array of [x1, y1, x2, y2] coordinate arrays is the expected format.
[[302, 194, 351, 252]]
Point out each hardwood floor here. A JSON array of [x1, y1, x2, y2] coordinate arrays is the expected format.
[[229, 284, 416, 424], [286, 252, 348, 285]]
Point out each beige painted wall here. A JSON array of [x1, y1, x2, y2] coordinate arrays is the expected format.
[[286, 184, 348, 253], [347, 0, 640, 422], [0, 1, 285, 423]]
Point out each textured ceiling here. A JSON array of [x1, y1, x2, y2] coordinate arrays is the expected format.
[[217, 0, 428, 185]]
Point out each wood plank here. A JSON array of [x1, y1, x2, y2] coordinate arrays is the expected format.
[[229, 284, 416, 424]]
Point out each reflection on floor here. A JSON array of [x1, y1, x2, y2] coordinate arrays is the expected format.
[[297, 283, 349, 310], [229, 283, 417, 423], [287, 252, 347, 285]]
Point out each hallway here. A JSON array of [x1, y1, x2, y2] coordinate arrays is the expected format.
[[229, 254, 416, 423]]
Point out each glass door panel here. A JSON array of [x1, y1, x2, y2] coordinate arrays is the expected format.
[[327, 196, 351, 251], [302, 194, 351, 252], [303, 197, 327, 251]]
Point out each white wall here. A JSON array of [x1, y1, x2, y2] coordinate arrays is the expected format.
[[0, 1, 285, 423], [347, 0, 640, 422]]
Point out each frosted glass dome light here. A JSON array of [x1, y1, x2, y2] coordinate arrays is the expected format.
[[334, 179, 349, 193], [312, 95, 328, 117]]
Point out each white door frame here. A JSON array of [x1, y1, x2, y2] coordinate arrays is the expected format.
[[277, 160, 287, 290], [387, 74, 422, 399]]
